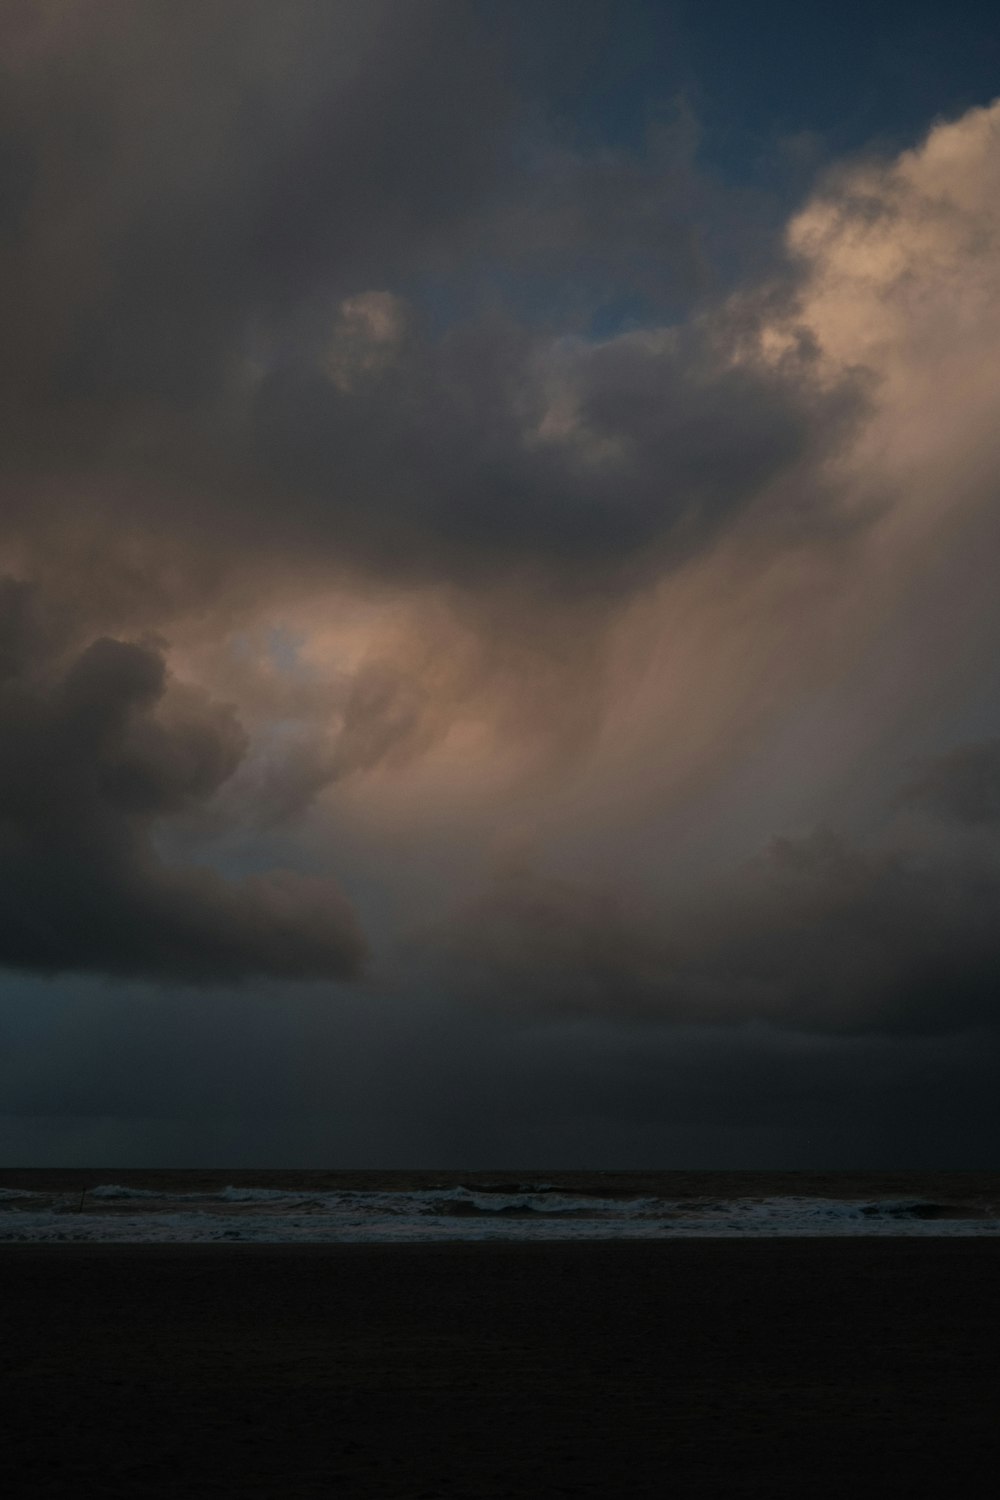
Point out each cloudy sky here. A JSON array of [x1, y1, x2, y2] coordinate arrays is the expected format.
[[3, 0, 1000, 1167]]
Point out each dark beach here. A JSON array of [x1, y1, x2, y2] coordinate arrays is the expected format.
[[4, 1237, 1000, 1498]]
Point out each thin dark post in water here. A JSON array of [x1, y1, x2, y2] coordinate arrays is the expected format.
[[77, 1188, 86, 1213]]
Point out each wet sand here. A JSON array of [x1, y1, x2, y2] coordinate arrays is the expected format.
[[3, 1238, 1000, 1497]]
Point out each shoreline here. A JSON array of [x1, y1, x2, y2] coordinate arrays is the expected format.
[[3, 1230, 1000, 1252]]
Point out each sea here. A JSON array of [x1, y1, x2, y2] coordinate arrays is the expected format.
[[1, 1169, 998, 1243]]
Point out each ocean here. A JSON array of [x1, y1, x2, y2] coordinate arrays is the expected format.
[[1, 1168, 998, 1242]]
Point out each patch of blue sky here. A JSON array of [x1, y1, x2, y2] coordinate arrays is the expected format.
[[398, 263, 689, 346], [227, 626, 313, 679], [377, 3, 1000, 347], [487, 1, 1000, 179], [587, 292, 665, 341], [264, 625, 306, 676]]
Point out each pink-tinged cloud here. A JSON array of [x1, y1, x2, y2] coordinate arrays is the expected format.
[[1, 0, 999, 1039]]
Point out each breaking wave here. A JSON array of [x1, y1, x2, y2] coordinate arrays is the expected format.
[[0, 1182, 997, 1243]]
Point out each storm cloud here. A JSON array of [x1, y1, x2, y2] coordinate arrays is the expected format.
[[0, 0, 862, 607], [2, 4, 1000, 1162], [0, 579, 364, 980], [433, 790, 1000, 1037]]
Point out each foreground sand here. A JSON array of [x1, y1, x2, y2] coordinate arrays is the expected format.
[[3, 1239, 999, 1497]]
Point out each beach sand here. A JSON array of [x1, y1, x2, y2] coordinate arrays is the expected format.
[[3, 1238, 999, 1497]]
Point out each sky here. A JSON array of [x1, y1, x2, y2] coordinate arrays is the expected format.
[[2, 0, 1000, 1168]]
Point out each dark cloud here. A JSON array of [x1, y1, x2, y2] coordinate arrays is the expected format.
[[0, 1, 510, 408], [244, 303, 858, 589], [0, 0, 864, 933], [0, 0, 998, 1186], [432, 805, 1000, 1037], [0, 0, 859, 613], [901, 738, 1000, 824], [0, 581, 365, 981]]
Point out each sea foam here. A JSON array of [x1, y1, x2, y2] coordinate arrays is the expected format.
[[0, 1182, 997, 1243]]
